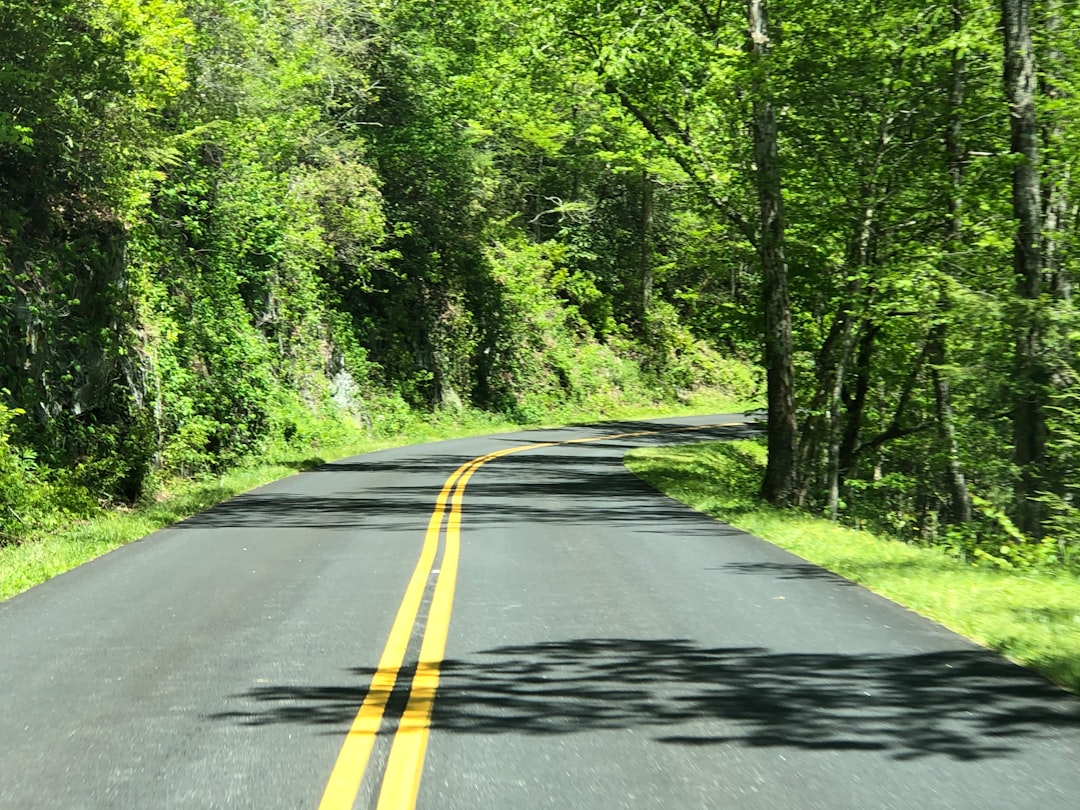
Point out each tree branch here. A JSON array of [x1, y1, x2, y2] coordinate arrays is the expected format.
[[603, 80, 758, 245], [852, 340, 931, 459]]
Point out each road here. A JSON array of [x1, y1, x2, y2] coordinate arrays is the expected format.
[[2, 414, 1079, 809]]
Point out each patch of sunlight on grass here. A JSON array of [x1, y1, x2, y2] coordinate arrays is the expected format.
[[626, 439, 1080, 695]]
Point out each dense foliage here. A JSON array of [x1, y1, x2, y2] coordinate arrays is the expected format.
[[515, 0, 1080, 570], [0, 0, 754, 544], [3, 0, 1080, 571]]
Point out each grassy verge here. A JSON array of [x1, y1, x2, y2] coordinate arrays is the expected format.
[[0, 390, 753, 602], [625, 439, 1080, 694]]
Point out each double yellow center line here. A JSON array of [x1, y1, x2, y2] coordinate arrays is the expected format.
[[318, 422, 740, 810], [317, 441, 554, 810]]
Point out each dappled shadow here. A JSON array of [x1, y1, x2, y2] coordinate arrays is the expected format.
[[174, 422, 759, 535], [275, 456, 330, 472], [709, 561, 858, 586], [306, 420, 760, 474], [492, 419, 761, 449], [209, 638, 1080, 762]]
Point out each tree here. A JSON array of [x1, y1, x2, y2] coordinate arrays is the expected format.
[[747, 0, 797, 504], [1001, 0, 1047, 533]]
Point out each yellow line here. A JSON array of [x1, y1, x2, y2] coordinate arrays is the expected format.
[[375, 444, 551, 810], [317, 445, 550, 810], [317, 456, 474, 810], [321, 420, 744, 809]]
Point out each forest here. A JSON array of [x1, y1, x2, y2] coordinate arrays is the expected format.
[[1, 0, 1078, 572]]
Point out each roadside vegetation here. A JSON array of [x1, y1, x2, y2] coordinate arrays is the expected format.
[[626, 440, 1080, 695]]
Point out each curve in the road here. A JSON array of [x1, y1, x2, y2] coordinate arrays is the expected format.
[[322, 421, 743, 810]]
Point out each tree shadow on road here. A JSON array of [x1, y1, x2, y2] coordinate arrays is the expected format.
[[171, 424, 758, 537], [707, 561, 860, 585], [209, 637, 1080, 762]]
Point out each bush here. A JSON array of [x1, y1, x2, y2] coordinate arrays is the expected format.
[[0, 404, 94, 544]]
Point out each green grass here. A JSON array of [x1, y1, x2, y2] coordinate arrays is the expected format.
[[0, 391, 755, 603], [625, 439, 1080, 694]]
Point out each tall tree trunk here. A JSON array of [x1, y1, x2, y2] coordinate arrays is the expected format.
[[839, 322, 878, 479], [805, 106, 888, 513], [825, 333, 852, 521], [1042, 0, 1071, 304], [748, 0, 797, 506], [1001, 0, 1046, 534], [640, 170, 654, 334], [825, 176, 879, 519], [932, 1, 972, 524], [929, 319, 970, 522]]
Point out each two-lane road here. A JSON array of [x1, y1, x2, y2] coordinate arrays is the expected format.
[[2, 414, 1079, 808]]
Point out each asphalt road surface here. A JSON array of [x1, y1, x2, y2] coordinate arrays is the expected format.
[[2, 414, 1079, 809]]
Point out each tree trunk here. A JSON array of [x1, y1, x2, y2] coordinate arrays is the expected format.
[[929, 320, 971, 522], [825, 180, 879, 518], [748, 0, 797, 506], [640, 170, 654, 334], [798, 101, 889, 510], [825, 333, 852, 521], [933, 0, 972, 525], [1042, 0, 1071, 304], [1001, 0, 1046, 534], [838, 322, 878, 479]]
